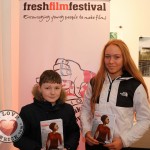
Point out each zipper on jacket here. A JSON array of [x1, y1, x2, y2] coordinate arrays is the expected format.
[[107, 82, 112, 102], [106, 72, 121, 102]]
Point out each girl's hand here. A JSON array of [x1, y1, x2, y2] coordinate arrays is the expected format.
[[104, 137, 123, 150], [85, 131, 99, 146]]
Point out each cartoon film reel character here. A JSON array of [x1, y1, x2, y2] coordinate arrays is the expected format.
[[53, 58, 95, 99]]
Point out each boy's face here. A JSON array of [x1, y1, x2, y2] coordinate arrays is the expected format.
[[39, 82, 62, 104]]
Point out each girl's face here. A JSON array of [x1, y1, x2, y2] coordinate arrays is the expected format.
[[104, 44, 123, 80], [39, 82, 62, 104]]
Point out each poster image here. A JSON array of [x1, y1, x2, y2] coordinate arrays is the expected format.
[[91, 111, 116, 144], [139, 37, 150, 77], [40, 119, 64, 150]]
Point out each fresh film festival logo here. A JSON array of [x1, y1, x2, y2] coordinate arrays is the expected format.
[[23, 2, 106, 11], [0, 110, 24, 143]]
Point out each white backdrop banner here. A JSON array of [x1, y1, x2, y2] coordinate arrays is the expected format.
[[19, 0, 110, 149]]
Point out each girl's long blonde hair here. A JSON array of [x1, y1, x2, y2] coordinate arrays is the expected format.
[[91, 39, 149, 114]]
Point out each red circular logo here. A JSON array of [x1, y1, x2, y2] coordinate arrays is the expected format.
[[0, 110, 24, 143]]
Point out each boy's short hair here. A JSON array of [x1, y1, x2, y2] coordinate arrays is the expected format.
[[39, 70, 62, 86]]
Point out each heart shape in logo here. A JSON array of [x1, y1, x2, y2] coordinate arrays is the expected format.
[[0, 119, 18, 136]]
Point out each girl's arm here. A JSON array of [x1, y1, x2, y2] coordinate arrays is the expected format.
[[120, 85, 150, 147], [80, 82, 93, 136]]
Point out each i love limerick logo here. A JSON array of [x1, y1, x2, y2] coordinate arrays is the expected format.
[[0, 110, 24, 143]]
